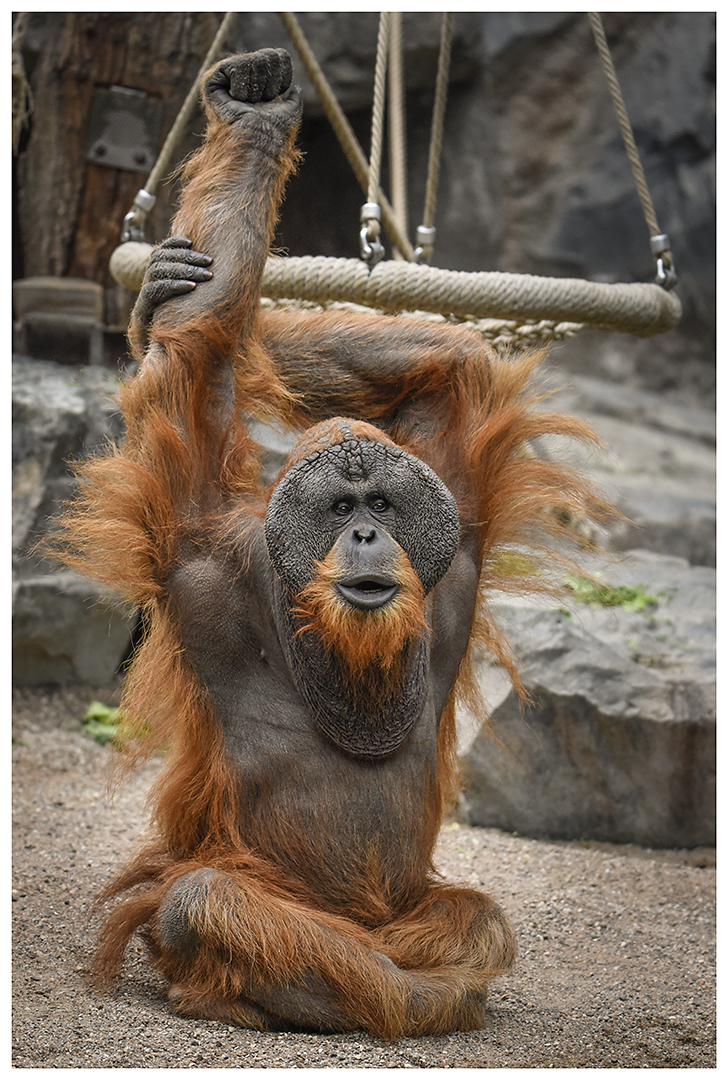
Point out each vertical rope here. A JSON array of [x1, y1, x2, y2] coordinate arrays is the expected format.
[[120, 11, 238, 241], [588, 13, 662, 239], [145, 11, 238, 195], [589, 13, 675, 286], [421, 12, 452, 232], [388, 13, 408, 258], [279, 11, 413, 260], [279, 10, 369, 190], [413, 12, 452, 263], [366, 12, 391, 205]]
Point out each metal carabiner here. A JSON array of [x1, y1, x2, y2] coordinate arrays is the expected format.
[[651, 233, 678, 291], [121, 188, 157, 243], [412, 225, 436, 265], [360, 226, 385, 265], [359, 202, 385, 267], [655, 256, 678, 291]]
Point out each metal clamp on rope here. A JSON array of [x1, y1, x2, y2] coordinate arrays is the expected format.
[[121, 188, 157, 244], [413, 225, 436, 265], [359, 202, 385, 267], [651, 233, 678, 291]]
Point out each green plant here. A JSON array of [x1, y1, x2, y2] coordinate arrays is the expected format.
[[565, 574, 659, 613], [82, 700, 122, 745]]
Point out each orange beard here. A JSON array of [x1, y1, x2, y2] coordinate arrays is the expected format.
[[292, 546, 428, 686]]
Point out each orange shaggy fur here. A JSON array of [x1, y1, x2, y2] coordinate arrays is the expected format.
[[293, 547, 427, 680]]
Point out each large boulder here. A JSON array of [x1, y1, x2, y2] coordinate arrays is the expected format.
[[12, 356, 135, 686], [12, 570, 134, 686], [459, 549, 715, 848]]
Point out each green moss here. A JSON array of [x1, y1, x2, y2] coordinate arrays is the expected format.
[[565, 574, 659, 613]]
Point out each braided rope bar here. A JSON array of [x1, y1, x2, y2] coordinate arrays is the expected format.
[[261, 255, 682, 336], [110, 243, 681, 338]]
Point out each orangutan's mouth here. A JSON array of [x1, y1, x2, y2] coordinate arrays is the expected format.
[[336, 575, 399, 610]]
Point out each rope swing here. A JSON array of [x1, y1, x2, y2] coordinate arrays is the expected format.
[[109, 11, 682, 348]]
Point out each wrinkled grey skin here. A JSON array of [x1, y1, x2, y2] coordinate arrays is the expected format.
[[132, 236, 212, 345], [265, 436, 460, 597]]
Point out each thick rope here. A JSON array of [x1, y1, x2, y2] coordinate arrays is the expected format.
[[260, 255, 681, 336], [279, 11, 413, 261], [388, 13, 408, 255], [367, 13, 390, 206], [110, 244, 681, 338]]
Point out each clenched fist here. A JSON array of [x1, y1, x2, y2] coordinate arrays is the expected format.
[[204, 49, 302, 128]]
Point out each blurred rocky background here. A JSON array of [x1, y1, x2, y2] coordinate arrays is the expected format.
[[12, 12, 714, 846]]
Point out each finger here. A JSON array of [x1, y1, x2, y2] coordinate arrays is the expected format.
[[146, 262, 212, 283], [185, 250, 213, 267], [231, 49, 293, 103], [156, 236, 193, 251], [206, 89, 255, 120], [206, 50, 294, 109], [253, 91, 303, 126], [182, 265, 213, 283], [149, 248, 212, 268], [140, 280, 197, 307]]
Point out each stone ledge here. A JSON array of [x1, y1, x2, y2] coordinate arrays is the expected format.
[[459, 549, 715, 848], [13, 277, 104, 320]]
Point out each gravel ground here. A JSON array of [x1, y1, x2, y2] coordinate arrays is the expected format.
[[12, 683, 716, 1069]]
